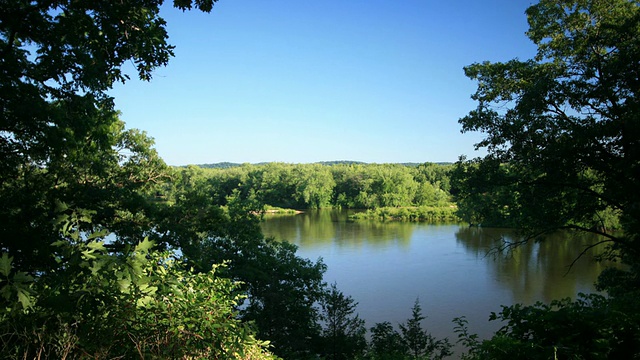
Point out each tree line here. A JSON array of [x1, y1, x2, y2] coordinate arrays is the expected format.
[[167, 162, 453, 210]]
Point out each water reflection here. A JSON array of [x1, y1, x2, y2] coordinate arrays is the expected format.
[[454, 227, 614, 303], [262, 211, 613, 305], [262, 210, 418, 249], [260, 210, 616, 342]]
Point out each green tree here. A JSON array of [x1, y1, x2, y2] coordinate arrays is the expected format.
[[454, 294, 640, 360], [415, 163, 453, 194], [318, 283, 367, 360], [400, 300, 430, 359], [0, 213, 277, 359], [399, 299, 452, 360], [454, 0, 640, 358], [456, 0, 638, 248], [451, 158, 520, 227], [371, 165, 419, 208], [331, 164, 368, 208], [292, 164, 336, 209], [245, 163, 298, 209], [238, 239, 327, 359], [153, 167, 328, 359], [0, 0, 220, 273], [414, 182, 449, 207], [369, 321, 407, 360], [0, 1, 323, 358]]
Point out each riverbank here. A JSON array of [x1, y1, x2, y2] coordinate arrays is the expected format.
[[262, 206, 304, 215], [349, 206, 460, 222]]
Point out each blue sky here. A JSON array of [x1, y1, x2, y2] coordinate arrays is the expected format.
[[110, 0, 538, 166]]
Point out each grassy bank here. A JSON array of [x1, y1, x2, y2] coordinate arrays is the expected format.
[[262, 206, 303, 214]]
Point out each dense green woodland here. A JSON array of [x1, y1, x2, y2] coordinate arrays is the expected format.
[[171, 162, 453, 211], [1, 0, 640, 359]]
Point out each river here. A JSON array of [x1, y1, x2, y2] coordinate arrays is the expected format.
[[260, 209, 613, 345]]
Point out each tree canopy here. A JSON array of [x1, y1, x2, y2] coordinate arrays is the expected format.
[[0, 1, 327, 358], [455, 0, 639, 261], [0, 0, 221, 272], [453, 0, 640, 358], [182, 162, 453, 210]]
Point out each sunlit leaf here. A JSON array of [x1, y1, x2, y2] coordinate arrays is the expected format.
[[134, 238, 154, 254], [87, 229, 109, 241]]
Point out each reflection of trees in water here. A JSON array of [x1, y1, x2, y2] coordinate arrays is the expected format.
[[455, 227, 616, 304], [263, 214, 616, 315], [261, 210, 415, 249], [261, 215, 301, 243]]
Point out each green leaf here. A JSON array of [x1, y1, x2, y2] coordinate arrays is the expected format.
[[54, 200, 69, 213], [12, 272, 33, 284], [134, 238, 155, 254], [87, 229, 110, 241], [89, 258, 108, 275], [0, 285, 11, 300], [87, 241, 107, 252], [118, 278, 132, 293], [0, 253, 12, 277], [82, 249, 97, 260], [16, 288, 33, 310], [136, 295, 155, 308]]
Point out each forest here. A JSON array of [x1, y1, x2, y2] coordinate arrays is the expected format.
[[1, 0, 639, 359], [171, 162, 454, 211]]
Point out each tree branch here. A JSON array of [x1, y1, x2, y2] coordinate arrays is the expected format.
[[563, 238, 616, 276]]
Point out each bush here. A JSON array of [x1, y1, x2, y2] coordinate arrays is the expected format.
[[0, 230, 277, 359]]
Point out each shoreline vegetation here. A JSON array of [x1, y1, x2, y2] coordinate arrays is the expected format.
[[349, 206, 460, 222], [188, 162, 462, 223], [183, 161, 455, 212], [260, 205, 461, 222], [262, 206, 304, 215]]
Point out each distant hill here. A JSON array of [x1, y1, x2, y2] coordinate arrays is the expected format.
[[399, 162, 453, 167], [192, 161, 453, 169], [315, 160, 367, 166], [195, 162, 242, 169]]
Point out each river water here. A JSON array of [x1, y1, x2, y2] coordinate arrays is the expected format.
[[260, 209, 613, 344]]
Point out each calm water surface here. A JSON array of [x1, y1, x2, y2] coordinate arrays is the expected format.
[[260, 210, 612, 342]]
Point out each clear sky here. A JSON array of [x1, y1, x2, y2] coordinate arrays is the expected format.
[[109, 0, 538, 166]]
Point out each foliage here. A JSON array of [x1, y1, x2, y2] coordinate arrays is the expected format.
[[150, 165, 329, 359], [399, 299, 452, 360], [177, 162, 455, 211], [238, 238, 327, 359], [293, 164, 337, 209], [0, 1, 335, 358], [318, 283, 368, 360], [451, 158, 624, 230], [453, 0, 640, 358], [367, 300, 451, 360], [197, 162, 245, 169], [349, 206, 459, 222], [0, 213, 276, 359], [369, 322, 407, 360], [454, 0, 638, 248], [0, 0, 221, 273], [454, 293, 640, 360]]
